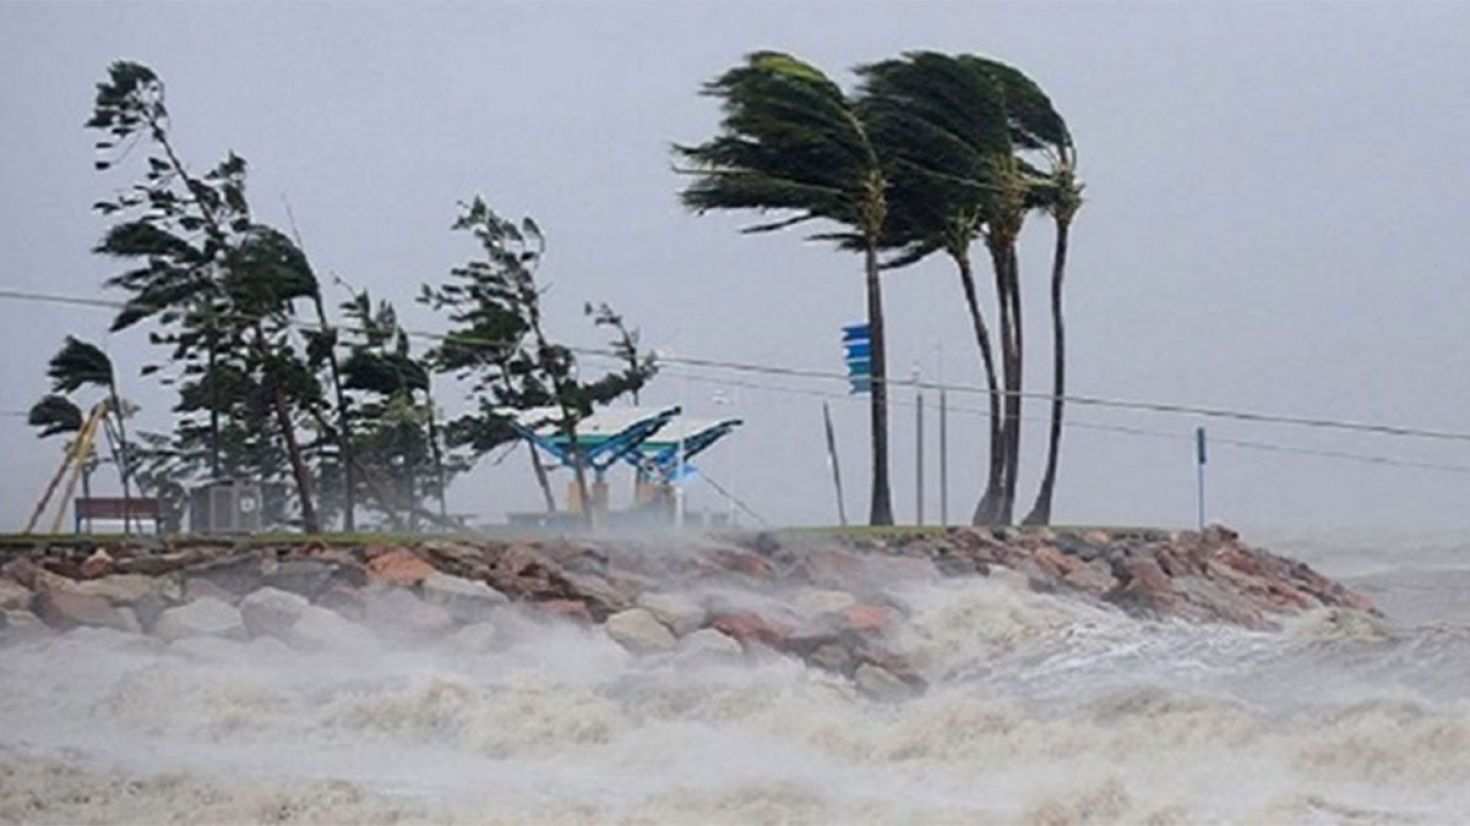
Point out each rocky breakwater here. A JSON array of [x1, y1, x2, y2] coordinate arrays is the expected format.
[[0, 525, 1375, 700]]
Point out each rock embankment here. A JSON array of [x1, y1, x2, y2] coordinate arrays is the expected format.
[[0, 526, 1375, 698]]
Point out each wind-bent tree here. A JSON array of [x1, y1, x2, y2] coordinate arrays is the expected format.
[[1019, 117, 1081, 526], [338, 291, 465, 530], [88, 61, 326, 531], [676, 51, 896, 526], [422, 197, 657, 525], [29, 338, 136, 531], [857, 51, 1013, 524]]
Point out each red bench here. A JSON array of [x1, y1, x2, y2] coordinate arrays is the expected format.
[[74, 497, 163, 533]]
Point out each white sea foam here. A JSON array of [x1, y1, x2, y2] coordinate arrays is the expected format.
[[3, 536, 1469, 824]]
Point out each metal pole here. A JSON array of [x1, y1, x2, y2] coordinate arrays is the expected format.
[[916, 388, 925, 526], [823, 401, 849, 527], [939, 388, 949, 527], [1195, 426, 1207, 530]]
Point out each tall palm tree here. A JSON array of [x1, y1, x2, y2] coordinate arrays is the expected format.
[[676, 51, 895, 525], [857, 51, 1013, 525]]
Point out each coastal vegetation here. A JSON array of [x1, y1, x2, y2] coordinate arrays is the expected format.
[[27, 51, 1081, 532]]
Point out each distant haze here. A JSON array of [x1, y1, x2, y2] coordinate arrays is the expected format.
[[3, 1, 1469, 533]]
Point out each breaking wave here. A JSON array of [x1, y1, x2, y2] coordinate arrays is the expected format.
[[3, 537, 1470, 824]]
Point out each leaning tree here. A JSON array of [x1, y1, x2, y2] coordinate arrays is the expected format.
[[675, 51, 896, 526], [87, 61, 328, 531], [422, 197, 657, 525]]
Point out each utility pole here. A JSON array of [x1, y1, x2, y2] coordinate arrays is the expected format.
[[939, 388, 948, 527], [1195, 426, 1207, 530], [915, 365, 924, 526], [823, 401, 848, 527]]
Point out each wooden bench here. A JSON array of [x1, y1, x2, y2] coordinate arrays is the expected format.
[[74, 497, 163, 534]]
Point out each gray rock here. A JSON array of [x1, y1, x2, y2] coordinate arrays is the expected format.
[[71, 574, 158, 605], [447, 622, 500, 653], [1, 609, 48, 639], [792, 588, 858, 617], [287, 604, 379, 652], [420, 571, 507, 622], [262, 560, 340, 598], [363, 587, 455, 636], [183, 576, 239, 605], [677, 627, 744, 661], [636, 591, 706, 636], [154, 597, 246, 641], [854, 663, 914, 702], [187, 556, 264, 597], [605, 607, 676, 654], [240, 587, 310, 639], [34, 589, 130, 631], [0, 579, 31, 611]]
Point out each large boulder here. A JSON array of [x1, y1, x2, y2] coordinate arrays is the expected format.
[[185, 555, 265, 598], [262, 559, 345, 598], [34, 589, 130, 631], [72, 574, 169, 605], [854, 663, 916, 702], [420, 571, 507, 622], [286, 605, 379, 652], [240, 587, 310, 639], [79, 549, 115, 579], [636, 591, 706, 636], [605, 608, 676, 654], [153, 597, 247, 641], [365, 548, 436, 586], [0, 579, 31, 612], [792, 588, 858, 617], [677, 627, 744, 662], [362, 587, 454, 636]]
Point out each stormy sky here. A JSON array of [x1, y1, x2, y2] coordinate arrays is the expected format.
[[2, 1, 1469, 533]]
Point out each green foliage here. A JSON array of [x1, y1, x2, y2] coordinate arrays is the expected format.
[[87, 60, 326, 531], [421, 197, 658, 516], [675, 51, 887, 242], [27, 395, 83, 438], [47, 336, 115, 392]]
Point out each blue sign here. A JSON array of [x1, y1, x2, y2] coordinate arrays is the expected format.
[[843, 322, 871, 394]]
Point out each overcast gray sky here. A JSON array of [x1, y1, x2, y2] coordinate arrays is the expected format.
[[3, 1, 1470, 533]]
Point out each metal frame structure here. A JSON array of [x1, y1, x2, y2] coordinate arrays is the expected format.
[[624, 416, 744, 484], [504, 405, 682, 482]]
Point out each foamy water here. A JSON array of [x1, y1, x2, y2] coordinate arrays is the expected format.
[[3, 534, 1469, 825]]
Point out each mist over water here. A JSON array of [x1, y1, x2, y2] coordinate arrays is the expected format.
[[4, 533, 1469, 825]]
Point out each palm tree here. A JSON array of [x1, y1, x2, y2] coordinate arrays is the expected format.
[[676, 51, 895, 525], [857, 51, 1013, 525], [38, 337, 135, 532]]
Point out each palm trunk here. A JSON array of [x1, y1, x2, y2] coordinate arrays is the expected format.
[[864, 242, 894, 526], [986, 242, 1017, 524], [1001, 243, 1024, 523], [106, 379, 134, 535], [1024, 217, 1072, 526], [952, 250, 1004, 526]]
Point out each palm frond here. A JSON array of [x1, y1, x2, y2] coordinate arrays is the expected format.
[[48, 336, 114, 392]]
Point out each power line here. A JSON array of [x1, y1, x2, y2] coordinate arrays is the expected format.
[[6, 285, 1470, 448]]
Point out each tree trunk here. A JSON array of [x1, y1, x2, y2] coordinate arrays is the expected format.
[[254, 322, 319, 533], [985, 242, 1017, 524], [565, 424, 594, 528], [311, 294, 355, 531], [528, 442, 556, 513], [864, 242, 894, 526], [953, 250, 1005, 526], [426, 398, 450, 527], [1024, 217, 1072, 526], [106, 379, 134, 535], [1001, 243, 1024, 523]]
